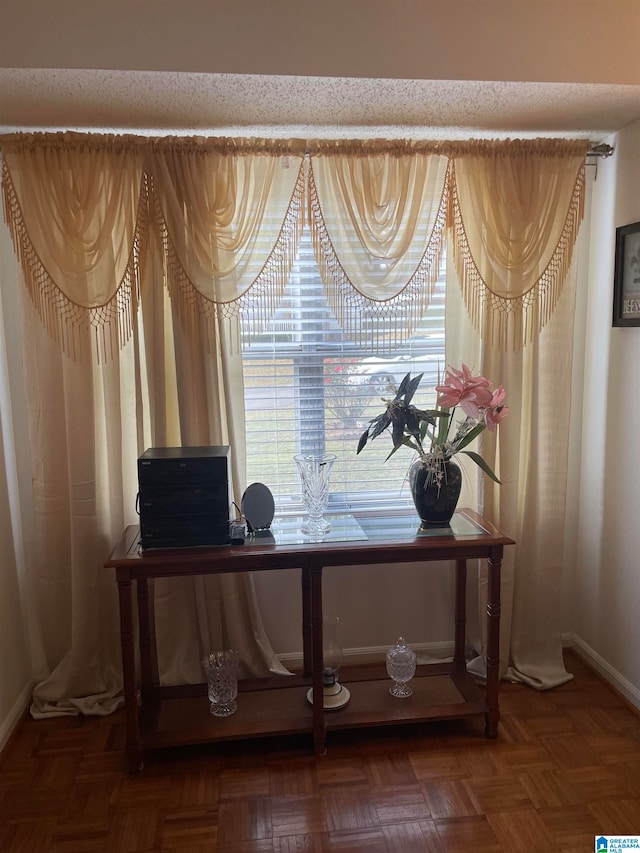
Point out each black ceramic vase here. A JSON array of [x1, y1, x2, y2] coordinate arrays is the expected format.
[[409, 457, 462, 527]]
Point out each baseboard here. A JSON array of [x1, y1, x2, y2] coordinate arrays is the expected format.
[[277, 640, 455, 669], [0, 680, 33, 755], [565, 634, 640, 712]]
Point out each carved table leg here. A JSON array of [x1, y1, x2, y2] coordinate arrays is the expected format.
[[137, 577, 159, 701], [453, 559, 467, 667], [116, 570, 143, 772], [310, 563, 326, 756], [301, 566, 312, 677], [485, 548, 502, 738]]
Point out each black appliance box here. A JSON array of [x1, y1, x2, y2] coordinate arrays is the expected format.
[[137, 446, 231, 549]]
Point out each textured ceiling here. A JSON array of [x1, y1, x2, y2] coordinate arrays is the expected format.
[[1, 68, 640, 141]]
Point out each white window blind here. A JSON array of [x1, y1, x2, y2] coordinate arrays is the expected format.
[[242, 227, 445, 515]]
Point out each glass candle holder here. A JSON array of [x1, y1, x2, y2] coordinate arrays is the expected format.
[[385, 637, 417, 698], [306, 614, 350, 709]]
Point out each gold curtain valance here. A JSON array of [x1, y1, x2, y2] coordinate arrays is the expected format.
[[1, 133, 307, 358], [308, 140, 449, 349], [0, 132, 589, 360], [448, 138, 589, 349], [1, 133, 147, 360], [147, 137, 306, 345]]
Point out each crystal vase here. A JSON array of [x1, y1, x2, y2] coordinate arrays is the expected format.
[[294, 452, 336, 540], [202, 650, 240, 717]]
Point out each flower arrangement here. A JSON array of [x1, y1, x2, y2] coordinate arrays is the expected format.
[[356, 364, 508, 486]]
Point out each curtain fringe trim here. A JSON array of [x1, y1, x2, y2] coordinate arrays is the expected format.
[[449, 161, 586, 351], [1, 135, 591, 361], [307, 158, 448, 352], [151, 161, 306, 352], [1, 160, 145, 363]]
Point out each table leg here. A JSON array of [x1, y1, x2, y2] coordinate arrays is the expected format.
[[453, 559, 467, 667], [485, 548, 502, 738], [310, 563, 326, 756], [116, 571, 143, 772], [301, 567, 312, 677], [137, 577, 159, 699]]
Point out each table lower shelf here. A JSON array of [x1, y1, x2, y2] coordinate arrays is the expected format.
[[137, 663, 489, 752]]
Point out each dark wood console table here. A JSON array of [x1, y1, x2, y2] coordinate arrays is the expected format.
[[104, 509, 514, 771]]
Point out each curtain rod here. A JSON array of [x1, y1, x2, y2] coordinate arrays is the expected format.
[[587, 143, 614, 158], [304, 140, 614, 158], [0, 134, 615, 159]]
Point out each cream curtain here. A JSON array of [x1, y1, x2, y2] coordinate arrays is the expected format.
[[308, 140, 449, 349], [449, 139, 587, 350], [1, 133, 147, 362], [149, 137, 306, 345], [1, 134, 307, 359], [18, 241, 287, 718], [0, 132, 589, 714], [133, 244, 289, 688], [445, 138, 588, 689], [1, 134, 587, 362], [0, 135, 294, 717]]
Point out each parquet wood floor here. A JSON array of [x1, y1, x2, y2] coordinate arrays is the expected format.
[[1, 650, 640, 852]]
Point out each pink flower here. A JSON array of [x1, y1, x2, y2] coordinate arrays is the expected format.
[[488, 386, 506, 407], [436, 363, 493, 419], [484, 386, 509, 431]]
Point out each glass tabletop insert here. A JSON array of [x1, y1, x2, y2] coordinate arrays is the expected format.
[[267, 510, 484, 546]]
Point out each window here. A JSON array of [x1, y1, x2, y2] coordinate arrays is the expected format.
[[242, 228, 445, 515]]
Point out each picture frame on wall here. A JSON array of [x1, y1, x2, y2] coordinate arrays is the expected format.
[[613, 220, 640, 327]]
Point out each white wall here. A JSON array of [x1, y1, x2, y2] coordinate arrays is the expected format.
[[1, 0, 638, 85], [572, 118, 640, 705], [254, 559, 458, 667]]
